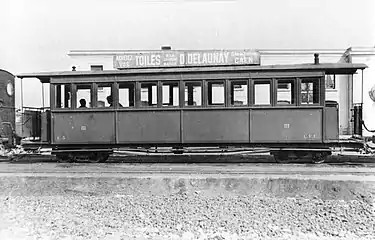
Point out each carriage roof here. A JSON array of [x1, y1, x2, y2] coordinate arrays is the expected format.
[[17, 63, 367, 83]]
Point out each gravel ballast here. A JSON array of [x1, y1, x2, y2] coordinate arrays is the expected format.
[[0, 175, 374, 240]]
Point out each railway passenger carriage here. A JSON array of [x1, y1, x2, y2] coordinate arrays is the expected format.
[[17, 50, 368, 163]]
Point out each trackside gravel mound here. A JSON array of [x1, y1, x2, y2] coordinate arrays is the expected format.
[[0, 175, 374, 240]]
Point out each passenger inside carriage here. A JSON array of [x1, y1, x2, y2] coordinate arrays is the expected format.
[[79, 99, 87, 108], [107, 95, 123, 107]]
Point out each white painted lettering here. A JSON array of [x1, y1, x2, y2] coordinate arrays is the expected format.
[[214, 53, 219, 63], [219, 53, 225, 63], [155, 55, 161, 65], [193, 53, 199, 64], [223, 52, 229, 63], [136, 56, 144, 66], [179, 54, 185, 65], [187, 54, 194, 64]]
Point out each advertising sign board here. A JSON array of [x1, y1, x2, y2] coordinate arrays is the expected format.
[[113, 50, 260, 69]]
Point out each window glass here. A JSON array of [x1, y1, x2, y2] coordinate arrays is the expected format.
[[184, 82, 202, 106], [325, 74, 336, 89], [55, 84, 71, 109], [119, 83, 135, 107], [140, 82, 158, 107], [254, 81, 271, 105], [90, 65, 103, 71], [301, 78, 320, 104], [277, 79, 295, 105], [76, 84, 92, 108], [96, 83, 113, 108], [230, 80, 248, 106], [207, 81, 225, 106], [162, 82, 179, 106]]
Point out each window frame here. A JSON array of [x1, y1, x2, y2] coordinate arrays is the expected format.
[[275, 78, 297, 106], [183, 81, 203, 108], [118, 82, 136, 108], [93, 82, 115, 109], [90, 65, 103, 71], [299, 77, 321, 106], [161, 81, 180, 108], [139, 81, 159, 108], [205, 80, 226, 107], [53, 83, 72, 109], [228, 79, 249, 107], [252, 79, 273, 107], [74, 83, 94, 110]]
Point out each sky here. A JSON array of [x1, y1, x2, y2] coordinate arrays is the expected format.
[[1, 0, 374, 107]]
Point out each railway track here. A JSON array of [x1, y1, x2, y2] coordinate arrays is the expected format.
[[2, 152, 375, 165]]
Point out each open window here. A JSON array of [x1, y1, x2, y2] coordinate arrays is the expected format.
[[301, 78, 320, 105], [184, 82, 202, 106], [140, 82, 158, 107], [276, 79, 296, 105], [119, 82, 135, 107], [253, 80, 271, 105], [96, 83, 113, 108], [55, 84, 71, 109], [162, 82, 179, 107], [207, 81, 225, 106], [76, 84, 92, 108], [230, 80, 248, 106]]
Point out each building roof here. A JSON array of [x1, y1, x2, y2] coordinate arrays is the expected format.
[[67, 48, 349, 56]]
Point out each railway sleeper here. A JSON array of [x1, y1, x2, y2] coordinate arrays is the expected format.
[[270, 149, 331, 164]]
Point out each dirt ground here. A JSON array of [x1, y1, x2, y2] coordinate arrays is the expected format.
[[0, 163, 374, 239]]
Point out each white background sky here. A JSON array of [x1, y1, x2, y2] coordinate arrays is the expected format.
[[1, 0, 374, 107]]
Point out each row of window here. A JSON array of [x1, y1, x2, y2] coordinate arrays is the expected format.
[[54, 78, 322, 109], [89, 65, 337, 89]]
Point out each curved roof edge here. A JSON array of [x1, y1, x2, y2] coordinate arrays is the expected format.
[[0, 69, 15, 77]]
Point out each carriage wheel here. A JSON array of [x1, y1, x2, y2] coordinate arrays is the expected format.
[[311, 152, 326, 164], [273, 151, 290, 164], [88, 152, 110, 163], [56, 153, 75, 163]]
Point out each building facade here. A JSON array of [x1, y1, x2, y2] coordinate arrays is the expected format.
[[67, 47, 375, 137]]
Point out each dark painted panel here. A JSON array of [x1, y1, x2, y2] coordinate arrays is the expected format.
[[0, 70, 15, 141], [52, 112, 115, 144], [183, 110, 249, 143], [250, 109, 322, 142], [117, 111, 180, 143], [325, 107, 339, 140]]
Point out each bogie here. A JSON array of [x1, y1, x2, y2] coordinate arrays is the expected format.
[[271, 150, 330, 164]]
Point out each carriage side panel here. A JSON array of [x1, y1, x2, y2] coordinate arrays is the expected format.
[[250, 108, 323, 143], [182, 109, 249, 143], [52, 112, 115, 144], [117, 111, 180, 143]]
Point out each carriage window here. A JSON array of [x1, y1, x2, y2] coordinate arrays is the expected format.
[[96, 83, 113, 108], [55, 84, 71, 109], [207, 81, 225, 106], [162, 82, 179, 106], [301, 78, 320, 105], [325, 74, 336, 89], [140, 82, 158, 107], [277, 79, 296, 105], [254, 81, 271, 105], [119, 83, 135, 107], [185, 82, 202, 106], [76, 84, 92, 108], [230, 80, 248, 106]]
